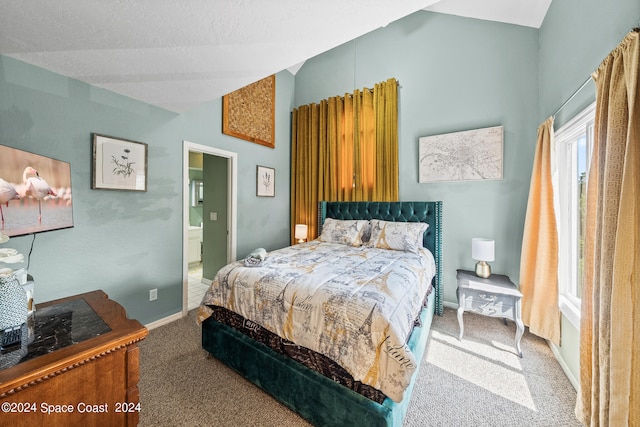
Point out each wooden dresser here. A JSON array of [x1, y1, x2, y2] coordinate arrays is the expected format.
[[0, 290, 148, 426]]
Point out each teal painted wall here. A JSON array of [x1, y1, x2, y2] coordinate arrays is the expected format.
[[295, 11, 539, 305], [538, 0, 640, 386], [539, 0, 640, 127], [0, 55, 294, 324]]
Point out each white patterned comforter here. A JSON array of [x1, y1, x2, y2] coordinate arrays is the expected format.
[[198, 240, 436, 402]]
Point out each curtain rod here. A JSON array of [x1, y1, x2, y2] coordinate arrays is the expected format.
[[552, 76, 593, 118], [342, 80, 400, 97]]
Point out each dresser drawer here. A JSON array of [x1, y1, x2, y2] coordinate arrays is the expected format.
[[462, 289, 515, 318]]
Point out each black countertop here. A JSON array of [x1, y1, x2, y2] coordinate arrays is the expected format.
[[0, 298, 111, 370]]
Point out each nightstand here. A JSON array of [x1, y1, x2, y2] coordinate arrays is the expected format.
[[456, 269, 524, 357]]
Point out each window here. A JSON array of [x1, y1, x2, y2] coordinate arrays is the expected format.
[[553, 102, 595, 329]]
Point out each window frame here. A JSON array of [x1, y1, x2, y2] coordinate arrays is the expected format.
[[553, 102, 595, 330]]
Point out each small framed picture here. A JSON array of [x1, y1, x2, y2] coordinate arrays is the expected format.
[[256, 165, 275, 197], [92, 134, 148, 192]]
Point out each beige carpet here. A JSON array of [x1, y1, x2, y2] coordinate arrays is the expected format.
[[138, 308, 582, 426]]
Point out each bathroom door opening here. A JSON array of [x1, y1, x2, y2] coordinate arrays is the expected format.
[[182, 141, 237, 316]]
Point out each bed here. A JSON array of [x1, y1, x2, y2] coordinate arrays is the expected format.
[[198, 201, 442, 427]]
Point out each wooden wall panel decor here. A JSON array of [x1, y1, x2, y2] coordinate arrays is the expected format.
[[223, 75, 275, 148]]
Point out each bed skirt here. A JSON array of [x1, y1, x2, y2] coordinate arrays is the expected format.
[[201, 290, 435, 427]]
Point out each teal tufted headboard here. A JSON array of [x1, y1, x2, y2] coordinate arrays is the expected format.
[[318, 201, 443, 316]]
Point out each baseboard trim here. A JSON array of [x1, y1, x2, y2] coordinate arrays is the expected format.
[[548, 340, 580, 392], [443, 301, 458, 309], [145, 312, 183, 331], [443, 299, 579, 393]]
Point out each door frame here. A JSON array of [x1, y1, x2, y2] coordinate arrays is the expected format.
[[182, 140, 238, 316]]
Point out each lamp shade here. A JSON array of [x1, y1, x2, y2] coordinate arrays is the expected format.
[[294, 224, 308, 240], [471, 238, 494, 262]]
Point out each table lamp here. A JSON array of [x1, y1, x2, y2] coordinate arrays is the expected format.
[[472, 238, 494, 278], [295, 224, 308, 244]]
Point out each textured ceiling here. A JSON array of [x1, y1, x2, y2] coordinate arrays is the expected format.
[[0, 0, 551, 113], [425, 0, 552, 29]]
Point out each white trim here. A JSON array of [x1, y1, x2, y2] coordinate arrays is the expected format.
[[182, 141, 238, 317], [548, 340, 580, 392], [559, 294, 581, 330], [555, 102, 596, 137], [443, 300, 459, 309], [145, 311, 183, 331], [442, 298, 583, 393], [553, 101, 595, 327]]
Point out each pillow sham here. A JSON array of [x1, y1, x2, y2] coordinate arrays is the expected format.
[[319, 218, 369, 247], [366, 220, 429, 253]]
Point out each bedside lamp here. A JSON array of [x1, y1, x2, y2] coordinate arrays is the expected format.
[[295, 224, 308, 244], [472, 238, 494, 278]]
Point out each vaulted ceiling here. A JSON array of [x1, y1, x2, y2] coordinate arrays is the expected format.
[[0, 0, 551, 113]]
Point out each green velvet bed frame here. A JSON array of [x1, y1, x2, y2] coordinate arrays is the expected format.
[[202, 201, 443, 427]]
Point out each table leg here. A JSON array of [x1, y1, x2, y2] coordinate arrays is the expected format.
[[515, 299, 524, 357], [457, 307, 464, 341], [456, 288, 464, 340]]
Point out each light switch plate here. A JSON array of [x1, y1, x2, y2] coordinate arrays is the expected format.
[[210, 212, 217, 221]]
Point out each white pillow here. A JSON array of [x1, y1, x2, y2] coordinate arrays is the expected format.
[[366, 220, 428, 253], [319, 218, 369, 247]]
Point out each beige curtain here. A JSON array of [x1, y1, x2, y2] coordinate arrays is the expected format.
[[576, 30, 640, 426], [290, 78, 399, 243], [519, 117, 561, 344]]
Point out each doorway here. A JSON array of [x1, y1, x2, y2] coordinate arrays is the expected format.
[[182, 141, 237, 316]]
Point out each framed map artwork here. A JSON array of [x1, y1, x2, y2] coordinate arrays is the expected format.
[[418, 125, 503, 183]]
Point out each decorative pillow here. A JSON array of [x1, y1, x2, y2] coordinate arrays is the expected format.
[[366, 220, 429, 253], [319, 218, 369, 247]]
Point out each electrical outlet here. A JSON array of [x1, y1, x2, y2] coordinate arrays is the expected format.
[[210, 212, 217, 221], [149, 288, 158, 301]]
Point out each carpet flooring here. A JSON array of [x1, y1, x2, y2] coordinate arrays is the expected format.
[[138, 307, 582, 426]]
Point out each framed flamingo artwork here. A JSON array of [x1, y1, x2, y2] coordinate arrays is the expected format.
[[92, 134, 148, 192], [0, 144, 74, 237]]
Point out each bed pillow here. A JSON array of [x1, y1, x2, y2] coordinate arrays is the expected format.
[[366, 220, 429, 253], [319, 218, 369, 247]]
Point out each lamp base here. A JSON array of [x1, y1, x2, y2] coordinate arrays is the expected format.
[[475, 261, 491, 278]]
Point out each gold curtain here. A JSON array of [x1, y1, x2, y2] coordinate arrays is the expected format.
[[291, 78, 399, 243], [519, 117, 561, 344], [374, 79, 399, 200], [576, 30, 640, 426]]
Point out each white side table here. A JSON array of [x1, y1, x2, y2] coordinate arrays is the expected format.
[[456, 269, 524, 357]]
